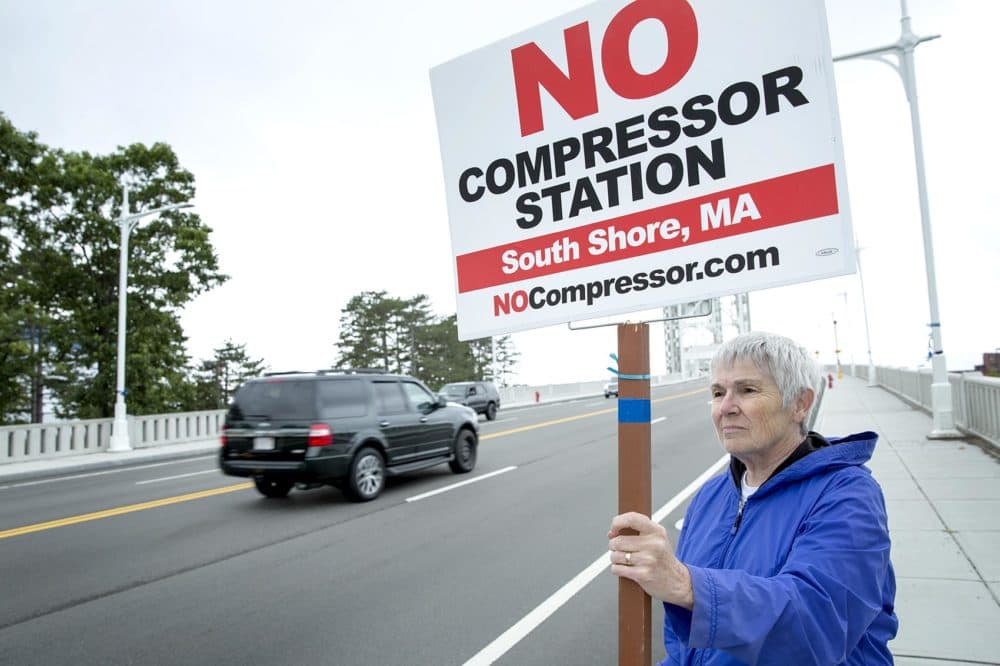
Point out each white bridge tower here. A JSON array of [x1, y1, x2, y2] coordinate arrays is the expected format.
[[663, 293, 751, 378]]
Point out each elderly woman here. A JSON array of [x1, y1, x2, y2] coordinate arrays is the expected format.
[[609, 332, 897, 664]]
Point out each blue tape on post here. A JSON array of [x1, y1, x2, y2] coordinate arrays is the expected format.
[[607, 367, 650, 380], [607, 353, 650, 380], [618, 398, 651, 423]]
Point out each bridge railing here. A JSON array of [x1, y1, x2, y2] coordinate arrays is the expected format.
[[855, 365, 1000, 449], [6, 369, 995, 465], [130, 411, 226, 449], [0, 418, 114, 463], [0, 410, 226, 464]]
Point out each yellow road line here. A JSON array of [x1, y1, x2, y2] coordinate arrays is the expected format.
[[482, 387, 705, 441], [0, 482, 253, 540]]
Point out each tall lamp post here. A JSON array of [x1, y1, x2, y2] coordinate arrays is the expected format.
[[855, 242, 878, 387], [832, 314, 842, 381], [108, 185, 193, 452], [833, 0, 960, 438], [837, 292, 854, 378]]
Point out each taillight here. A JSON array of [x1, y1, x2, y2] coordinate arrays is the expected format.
[[308, 423, 333, 447], [220, 425, 228, 447]]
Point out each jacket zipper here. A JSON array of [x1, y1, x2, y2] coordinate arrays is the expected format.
[[730, 495, 747, 535], [713, 495, 747, 571]]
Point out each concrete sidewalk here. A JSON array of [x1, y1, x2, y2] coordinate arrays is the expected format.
[[2, 378, 999, 663], [816, 375, 1000, 665]]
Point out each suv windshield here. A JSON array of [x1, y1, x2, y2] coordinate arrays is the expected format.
[[441, 384, 470, 397], [229, 379, 316, 420]]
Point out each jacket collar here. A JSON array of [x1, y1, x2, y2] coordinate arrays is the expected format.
[[728, 431, 877, 495]]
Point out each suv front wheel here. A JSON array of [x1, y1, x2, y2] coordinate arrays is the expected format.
[[346, 447, 385, 502], [449, 430, 477, 473]]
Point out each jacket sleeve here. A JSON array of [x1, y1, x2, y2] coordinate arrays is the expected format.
[[666, 472, 893, 664]]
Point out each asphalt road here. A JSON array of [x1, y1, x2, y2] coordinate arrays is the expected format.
[[0, 379, 727, 665]]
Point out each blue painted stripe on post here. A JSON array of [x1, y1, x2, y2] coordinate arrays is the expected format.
[[618, 398, 651, 423]]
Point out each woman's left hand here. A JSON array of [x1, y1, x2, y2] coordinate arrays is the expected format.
[[608, 512, 694, 609]]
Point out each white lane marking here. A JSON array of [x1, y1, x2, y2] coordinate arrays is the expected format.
[[0, 455, 217, 490], [136, 469, 219, 485], [651, 417, 666, 425], [485, 417, 519, 425], [405, 466, 517, 503], [463, 454, 729, 666]]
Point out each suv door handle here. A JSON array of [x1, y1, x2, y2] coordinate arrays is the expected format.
[[379, 420, 390, 427], [419, 417, 429, 423]]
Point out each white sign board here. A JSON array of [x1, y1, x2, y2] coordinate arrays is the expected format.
[[431, 0, 854, 340]]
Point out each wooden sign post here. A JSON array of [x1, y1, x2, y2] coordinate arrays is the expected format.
[[617, 323, 652, 665]]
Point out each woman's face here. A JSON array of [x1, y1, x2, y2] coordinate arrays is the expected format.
[[710, 359, 804, 460]]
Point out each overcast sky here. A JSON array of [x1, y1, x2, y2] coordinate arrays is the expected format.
[[2, 0, 995, 385]]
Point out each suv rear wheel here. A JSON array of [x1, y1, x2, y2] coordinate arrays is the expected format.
[[449, 430, 477, 473], [254, 477, 293, 498], [485, 402, 497, 421], [346, 447, 385, 502]]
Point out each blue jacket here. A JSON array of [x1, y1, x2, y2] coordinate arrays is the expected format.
[[663, 432, 897, 665]]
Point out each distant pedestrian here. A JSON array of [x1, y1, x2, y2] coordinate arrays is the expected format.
[[608, 331, 897, 664]]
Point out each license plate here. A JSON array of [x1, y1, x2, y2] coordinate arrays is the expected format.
[[253, 437, 275, 451]]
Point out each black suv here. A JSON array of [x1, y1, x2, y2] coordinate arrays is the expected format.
[[439, 381, 501, 421], [219, 370, 480, 501]]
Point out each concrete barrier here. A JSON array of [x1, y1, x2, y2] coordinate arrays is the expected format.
[[0, 411, 226, 464], [1, 418, 113, 462]]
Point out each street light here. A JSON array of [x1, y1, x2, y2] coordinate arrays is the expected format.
[[833, 0, 960, 438], [855, 242, 878, 387], [837, 291, 855, 378], [832, 314, 842, 380], [108, 184, 193, 452]]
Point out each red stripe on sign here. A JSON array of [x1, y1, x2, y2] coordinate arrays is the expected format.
[[455, 164, 838, 293]]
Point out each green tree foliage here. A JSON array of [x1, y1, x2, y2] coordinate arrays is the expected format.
[[165, 340, 266, 413], [0, 117, 46, 421], [391, 294, 434, 374], [336, 291, 435, 374], [465, 335, 518, 386], [334, 291, 519, 389], [201, 339, 266, 408], [468, 337, 494, 381], [493, 335, 520, 387], [415, 314, 477, 389], [0, 113, 227, 421]]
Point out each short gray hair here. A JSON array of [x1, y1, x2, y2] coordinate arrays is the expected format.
[[711, 332, 821, 434]]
